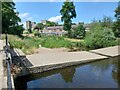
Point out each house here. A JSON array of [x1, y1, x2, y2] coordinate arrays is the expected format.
[[42, 26, 67, 36], [41, 24, 90, 36]]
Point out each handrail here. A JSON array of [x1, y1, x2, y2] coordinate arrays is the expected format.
[[5, 48, 12, 90], [5, 34, 13, 90], [6, 59, 12, 90]]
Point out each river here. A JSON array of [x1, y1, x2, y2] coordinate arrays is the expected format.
[[15, 56, 120, 89]]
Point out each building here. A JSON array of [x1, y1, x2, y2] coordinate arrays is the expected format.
[[41, 24, 90, 36], [26, 21, 36, 30], [26, 21, 32, 29], [42, 26, 67, 36], [31, 22, 36, 29]]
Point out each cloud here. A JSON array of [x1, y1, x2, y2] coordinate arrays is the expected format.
[[48, 15, 62, 23], [19, 13, 30, 19], [27, 17, 34, 21], [19, 13, 37, 21]]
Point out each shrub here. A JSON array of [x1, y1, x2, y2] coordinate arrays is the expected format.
[[73, 24, 86, 39], [23, 30, 29, 34], [33, 30, 41, 37], [112, 21, 120, 38], [84, 24, 117, 49]]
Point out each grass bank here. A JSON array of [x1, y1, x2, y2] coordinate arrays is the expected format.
[[1, 34, 118, 55], [2, 35, 82, 54]]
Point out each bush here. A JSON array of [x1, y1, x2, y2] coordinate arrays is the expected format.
[[84, 24, 117, 49], [23, 30, 30, 34], [112, 21, 120, 38], [33, 30, 41, 37], [73, 24, 86, 39]]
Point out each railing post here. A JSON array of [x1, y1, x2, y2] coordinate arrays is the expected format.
[[5, 33, 8, 46]]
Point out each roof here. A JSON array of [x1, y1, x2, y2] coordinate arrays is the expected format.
[[44, 24, 91, 30]]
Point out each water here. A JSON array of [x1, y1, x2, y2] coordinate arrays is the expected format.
[[15, 56, 120, 89]]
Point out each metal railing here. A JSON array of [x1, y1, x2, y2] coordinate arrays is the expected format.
[[5, 34, 12, 90]]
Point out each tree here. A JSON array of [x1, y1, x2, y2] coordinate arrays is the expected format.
[[84, 24, 117, 49], [101, 16, 113, 28], [74, 24, 86, 39], [113, 1, 120, 38], [2, 2, 23, 36], [45, 21, 57, 27], [35, 23, 44, 30], [60, 0, 76, 37]]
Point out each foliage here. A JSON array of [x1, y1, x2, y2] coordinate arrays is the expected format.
[[113, 1, 120, 38], [114, 1, 120, 20], [7, 35, 75, 54], [40, 36, 72, 48], [73, 24, 86, 39], [23, 30, 30, 34], [84, 24, 117, 49], [112, 21, 120, 37], [60, 1, 76, 37], [2, 2, 24, 36], [33, 30, 41, 37], [8, 35, 41, 54], [100, 16, 113, 28], [35, 23, 44, 30], [45, 21, 58, 27]]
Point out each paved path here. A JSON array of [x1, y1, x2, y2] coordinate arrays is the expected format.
[[0, 40, 4, 50], [90, 46, 120, 57], [0, 40, 4, 89]]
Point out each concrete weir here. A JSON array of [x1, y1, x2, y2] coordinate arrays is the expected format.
[[90, 46, 120, 57], [27, 51, 108, 73], [11, 46, 119, 75]]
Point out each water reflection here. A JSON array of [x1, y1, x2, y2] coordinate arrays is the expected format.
[[111, 56, 120, 88], [15, 56, 120, 89], [60, 67, 76, 83]]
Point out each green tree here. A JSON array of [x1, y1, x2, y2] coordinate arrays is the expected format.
[[2, 2, 23, 36], [113, 1, 120, 38], [74, 24, 86, 39], [45, 21, 58, 27], [101, 16, 113, 28], [60, 0, 76, 37], [35, 23, 44, 30], [45, 21, 57, 26], [84, 24, 117, 49]]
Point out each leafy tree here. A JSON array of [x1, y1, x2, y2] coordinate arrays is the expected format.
[[60, 0, 76, 37], [84, 24, 117, 49], [35, 23, 44, 30], [45, 21, 57, 26], [101, 16, 113, 28], [113, 1, 120, 38], [73, 24, 86, 39], [2, 2, 23, 36]]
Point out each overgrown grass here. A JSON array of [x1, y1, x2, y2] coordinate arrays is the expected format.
[[2, 35, 77, 54], [40, 36, 72, 48], [1, 32, 118, 55]]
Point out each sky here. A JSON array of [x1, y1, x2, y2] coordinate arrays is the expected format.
[[15, 2, 118, 27]]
